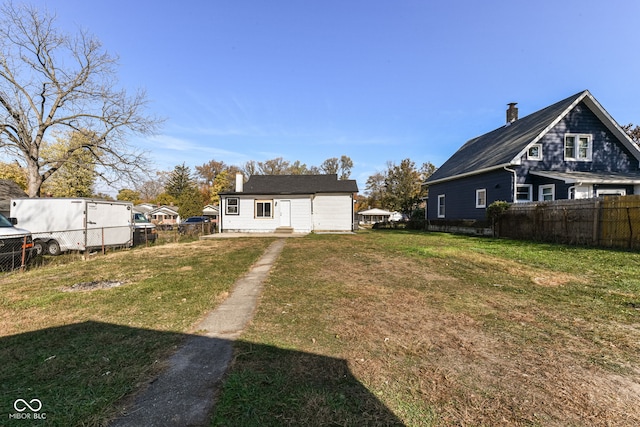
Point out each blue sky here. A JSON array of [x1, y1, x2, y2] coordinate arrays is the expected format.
[[30, 0, 640, 193]]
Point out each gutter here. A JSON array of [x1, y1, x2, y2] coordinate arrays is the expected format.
[[504, 166, 517, 202], [425, 163, 513, 186]]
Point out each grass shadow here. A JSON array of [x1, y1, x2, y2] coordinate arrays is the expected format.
[[1, 321, 404, 426]]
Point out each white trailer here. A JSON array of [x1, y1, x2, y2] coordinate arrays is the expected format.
[[10, 198, 134, 255]]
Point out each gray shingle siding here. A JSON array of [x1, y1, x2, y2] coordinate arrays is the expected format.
[[427, 169, 512, 221], [425, 91, 640, 223]]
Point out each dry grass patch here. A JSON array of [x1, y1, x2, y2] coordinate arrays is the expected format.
[[215, 231, 640, 426]]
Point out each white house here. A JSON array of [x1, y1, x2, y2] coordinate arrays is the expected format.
[[219, 174, 358, 233]]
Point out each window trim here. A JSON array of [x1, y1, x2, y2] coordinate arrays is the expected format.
[[516, 184, 533, 203], [539, 184, 555, 201], [437, 194, 445, 218], [475, 189, 487, 208], [564, 134, 592, 161], [226, 197, 239, 215], [255, 199, 273, 218], [527, 144, 542, 161]]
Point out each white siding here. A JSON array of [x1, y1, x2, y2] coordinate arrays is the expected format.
[[312, 193, 353, 231], [221, 195, 312, 233]]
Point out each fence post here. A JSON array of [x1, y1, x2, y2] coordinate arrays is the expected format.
[[21, 235, 27, 271], [592, 199, 600, 246]]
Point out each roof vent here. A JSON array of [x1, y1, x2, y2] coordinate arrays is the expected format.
[[506, 102, 518, 123]]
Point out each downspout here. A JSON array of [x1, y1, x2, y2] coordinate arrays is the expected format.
[[504, 166, 517, 202], [219, 196, 224, 233]]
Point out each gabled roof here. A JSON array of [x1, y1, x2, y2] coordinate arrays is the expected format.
[[426, 90, 640, 184], [0, 179, 27, 215], [149, 205, 179, 215], [358, 208, 392, 216], [222, 174, 358, 195]]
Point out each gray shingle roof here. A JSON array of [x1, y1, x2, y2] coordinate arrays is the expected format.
[[223, 174, 358, 195], [0, 179, 28, 215], [426, 91, 589, 183]]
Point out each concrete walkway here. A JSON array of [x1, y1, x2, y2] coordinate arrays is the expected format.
[[109, 239, 286, 427]]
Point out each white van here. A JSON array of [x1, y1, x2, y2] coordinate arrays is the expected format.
[[0, 212, 34, 270]]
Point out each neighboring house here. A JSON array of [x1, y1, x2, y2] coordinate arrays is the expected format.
[[149, 205, 180, 227], [219, 174, 358, 233], [202, 204, 219, 224], [425, 90, 640, 223], [0, 179, 27, 217], [133, 203, 156, 220], [358, 208, 392, 224]]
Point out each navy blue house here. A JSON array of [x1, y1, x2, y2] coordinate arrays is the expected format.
[[425, 90, 640, 224]]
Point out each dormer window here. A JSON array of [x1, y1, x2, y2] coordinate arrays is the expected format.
[[527, 144, 542, 160], [564, 134, 592, 161]]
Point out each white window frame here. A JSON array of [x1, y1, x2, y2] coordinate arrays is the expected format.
[[255, 200, 273, 218], [475, 189, 486, 208], [596, 188, 626, 197], [539, 184, 555, 201], [437, 195, 445, 218], [516, 184, 533, 202], [226, 197, 239, 215], [527, 144, 542, 161], [564, 134, 592, 161]]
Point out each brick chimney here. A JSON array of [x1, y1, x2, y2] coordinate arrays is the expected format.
[[506, 103, 518, 123]]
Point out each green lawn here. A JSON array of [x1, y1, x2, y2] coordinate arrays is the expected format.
[[0, 238, 272, 426]]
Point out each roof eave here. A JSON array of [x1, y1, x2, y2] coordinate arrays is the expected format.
[[424, 163, 513, 186]]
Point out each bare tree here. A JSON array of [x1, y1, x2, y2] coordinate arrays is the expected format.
[[0, 3, 161, 197]]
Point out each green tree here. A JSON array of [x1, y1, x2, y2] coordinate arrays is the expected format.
[[41, 131, 98, 197], [177, 187, 204, 219], [165, 163, 196, 199], [382, 158, 425, 214], [117, 188, 141, 203], [0, 3, 160, 197]]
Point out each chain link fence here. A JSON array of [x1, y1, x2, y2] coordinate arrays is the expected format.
[[0, 235, 34, 272], [2, 222, 218, 274]]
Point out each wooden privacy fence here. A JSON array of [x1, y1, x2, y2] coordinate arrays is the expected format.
[[496, 195, 640, 249]]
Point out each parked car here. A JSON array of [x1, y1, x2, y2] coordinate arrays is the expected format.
[[178, 216, 211, 234], [0, 212, 34, 270], [133, 213, 157, 245]]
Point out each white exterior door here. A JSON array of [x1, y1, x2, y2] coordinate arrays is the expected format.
[[279, 200, 291, 227]]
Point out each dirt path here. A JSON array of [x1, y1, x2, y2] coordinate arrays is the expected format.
[[109, 239, 286, 426]]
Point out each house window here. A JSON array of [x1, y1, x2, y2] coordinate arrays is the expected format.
[[226, 198, 239, 215], [476, 189, 486, 208], [516, 184, 532, 202], [437, 195, 445, 218], [255, 200, 273, 218], [539, 184, 555, 201], [527, 144, 542, 160], [564, 134, 592, 161]]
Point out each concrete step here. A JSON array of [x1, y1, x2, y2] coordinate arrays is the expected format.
[[274, 226, 294, 234]]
